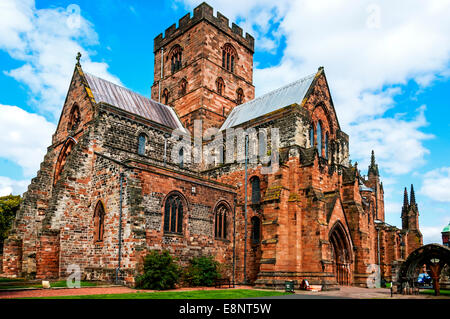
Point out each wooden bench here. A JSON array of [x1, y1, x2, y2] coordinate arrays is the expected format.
[[215, 278, 233, 288]]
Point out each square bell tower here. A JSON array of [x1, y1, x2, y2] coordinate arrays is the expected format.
[[151, 2, 255, 134]]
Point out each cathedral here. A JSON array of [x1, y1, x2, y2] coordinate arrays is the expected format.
[[1, 2, 422, 289]]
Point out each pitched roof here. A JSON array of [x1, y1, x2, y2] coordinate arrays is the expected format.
[[220, 71, 317, 130], [84, 72, 186, 132]]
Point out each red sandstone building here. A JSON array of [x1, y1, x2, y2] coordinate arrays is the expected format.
[[1, 3, 422, 289]]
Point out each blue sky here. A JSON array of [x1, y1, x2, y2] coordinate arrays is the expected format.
[[0, 0, 449, 244]]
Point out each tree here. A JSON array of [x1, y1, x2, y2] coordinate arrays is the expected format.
[[0, 195, 22, 253]]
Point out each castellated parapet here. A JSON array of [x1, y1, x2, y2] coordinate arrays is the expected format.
[[154, 2, 254, 53]]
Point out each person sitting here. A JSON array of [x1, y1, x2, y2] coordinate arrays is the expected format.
[[300, 279, 310, 290]]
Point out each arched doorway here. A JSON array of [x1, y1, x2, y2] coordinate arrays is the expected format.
[[329, 221, 353, 286]]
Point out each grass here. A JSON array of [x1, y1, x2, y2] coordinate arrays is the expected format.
[[28, 289, 291, 299], [0, 277, 26, 283], [419, 289, 450, 296], [0, 280, 99, 290]]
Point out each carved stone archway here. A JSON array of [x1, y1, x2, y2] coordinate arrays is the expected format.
[[329, 221, 353, 286]]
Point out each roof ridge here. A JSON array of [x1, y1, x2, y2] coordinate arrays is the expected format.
[[85, 72, 167, 107], [83, 72, 186, 132], [232, 71, 317, 112]]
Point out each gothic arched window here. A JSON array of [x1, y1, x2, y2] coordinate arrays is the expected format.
[[67, 104, 80, 132], [93, 201, 105, 242], [251, 176, 261, 204], [309, 125, 314, 148], [215, 203, 230, 239], [164, 193, 184, 234], [325, 132, 329, 160], [170, 45, 183, 74], [162, 88, 169, 105], [54, 138, 76, 185], [216, 77, 225, 96], [236, 88, 244, 104], [317, 121, 322, 156], [251, 216, 261, 244], [222, 43, 237, 73], [138, 133, 146, 155], [180, 78, 187, 96]]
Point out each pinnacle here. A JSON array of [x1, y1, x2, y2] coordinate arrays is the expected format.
[[410, 184, 416, 205]]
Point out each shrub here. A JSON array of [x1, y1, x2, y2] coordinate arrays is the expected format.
[[183, 255, 221, 287], [135, 250, 181, 290]]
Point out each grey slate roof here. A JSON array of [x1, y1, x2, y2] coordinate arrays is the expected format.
[[84, 73, 186, 132], [359, 185, 374, 192], [220, 72, 317, 130]]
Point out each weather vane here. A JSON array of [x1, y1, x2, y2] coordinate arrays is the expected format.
[[76, 52, 82, 66]]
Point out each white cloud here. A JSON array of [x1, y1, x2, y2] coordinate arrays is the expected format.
[[0, 0, 121, 120], [421, 167, 450, 202], [348, 105, 433, 175], [0, 1, 122, 193], [180, 0, 450, 175], [0, 176, 29, 196], [421, 226, 444, 245], [0, 104, 55, 177], [384, 201, 402, 216]]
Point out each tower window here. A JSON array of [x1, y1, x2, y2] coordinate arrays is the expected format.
[[236, 88, 244, 104], [251, 176, 261, 204], [222, 43, 237, 73], [170, 45, 182, 74], [216, 77, 225, 96], [164, 193, 184, 234], [162, 88, 169, 105], [180, 78, 187, 96]]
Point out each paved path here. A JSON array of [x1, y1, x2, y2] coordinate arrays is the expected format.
[[0, 285, 255, 299], [279, 286, 449, 299]]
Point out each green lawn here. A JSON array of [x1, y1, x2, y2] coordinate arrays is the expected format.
[[0, 280, 99, 290], [419, 289, 450, 296], [30, 289, 291, 299], [0, 277, 25, 283]]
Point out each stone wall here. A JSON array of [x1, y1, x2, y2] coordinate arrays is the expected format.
[[36, 231, 60, 279], [2, 238, 22, 277]]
